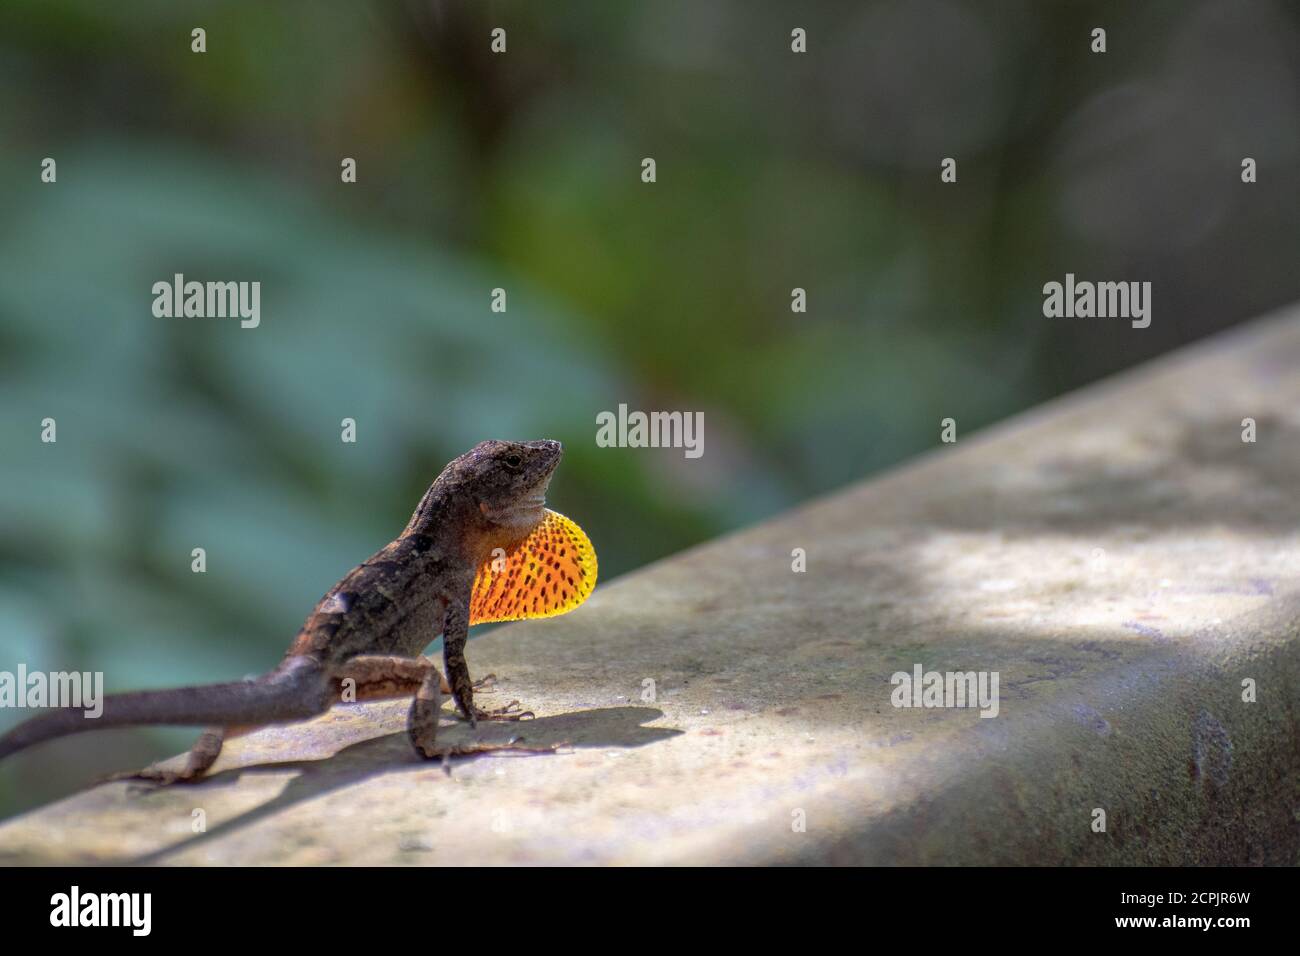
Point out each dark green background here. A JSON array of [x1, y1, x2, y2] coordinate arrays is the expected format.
[[1, 0, 1297, 817]]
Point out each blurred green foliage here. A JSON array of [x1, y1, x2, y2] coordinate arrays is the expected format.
[[1, 0, 1296, 815]]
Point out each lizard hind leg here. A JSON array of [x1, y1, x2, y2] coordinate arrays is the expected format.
[[111, 726, 230, 787], [406, 668, 555, 764], [105, 657, 336, 787]]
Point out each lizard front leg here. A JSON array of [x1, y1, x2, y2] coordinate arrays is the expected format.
[[441, 598, 530, 725]]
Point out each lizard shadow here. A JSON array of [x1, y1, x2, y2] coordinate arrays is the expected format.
[[127, 705, 679, 865]]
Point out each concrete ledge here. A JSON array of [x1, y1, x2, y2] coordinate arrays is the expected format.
[[2, 306, 1299, 864]]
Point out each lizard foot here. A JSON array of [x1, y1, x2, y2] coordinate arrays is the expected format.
[[415, 737, 564, 768], [471, 673, 498, 691], [470, 701, 535, 723], [103, 765, 206, 788]]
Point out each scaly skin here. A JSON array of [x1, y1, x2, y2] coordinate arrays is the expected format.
[[0, 440, 570, 783]]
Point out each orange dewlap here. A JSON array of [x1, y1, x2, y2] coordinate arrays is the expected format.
[[468, 509, 598, 624]]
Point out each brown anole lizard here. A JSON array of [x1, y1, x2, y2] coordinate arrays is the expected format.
[[0, 439, 597, 783]]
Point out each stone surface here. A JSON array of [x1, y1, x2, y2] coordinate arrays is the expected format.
[[2, 306, 1299, 865]]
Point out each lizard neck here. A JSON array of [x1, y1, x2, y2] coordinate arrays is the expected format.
[[402, 482, 485, 563], [402, 480, 538, 569]]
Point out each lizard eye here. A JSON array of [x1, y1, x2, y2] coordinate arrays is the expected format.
[[504, 454, 523, 469]]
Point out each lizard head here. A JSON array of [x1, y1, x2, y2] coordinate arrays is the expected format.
[[451, 439, 563, 540], [406, 439, 597, 614]]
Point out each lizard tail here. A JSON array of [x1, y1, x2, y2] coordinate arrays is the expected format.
[[0, 656, 332, 761]]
